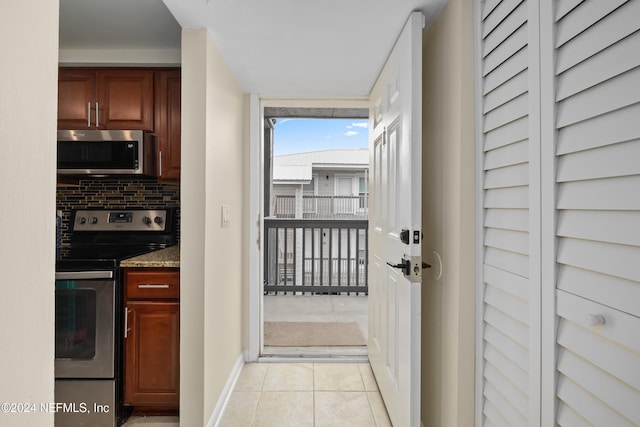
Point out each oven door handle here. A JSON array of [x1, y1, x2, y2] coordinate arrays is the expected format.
[[55, 270, 114, 280]]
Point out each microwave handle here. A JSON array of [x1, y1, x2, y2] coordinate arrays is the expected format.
[[159, 151, 163, 177], [87, 102, 91, 128]]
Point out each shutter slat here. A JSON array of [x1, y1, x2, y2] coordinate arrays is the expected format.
[[556, 402, 591, 427], [484, 208, 529, 233], [482, 0, 502, 21], [556, 0, 640, 74], [484, 264, 529, 299], [483, 23, 528, 77], [484, 139, 528, 169], [557, 31, 640, 101], [484, 117, 528, 151], [557, 139, 640, 182], [555, 0, 628, 48], [485, 305, 529, 350], [558, 348, 640, 425], [483, 333, 529, 381], [484, 69, 528, 114], [557, 103, 640, 155], [483, 1, 527, 59], [484, 93, 528, 132], [556, 69, 640, 129], [557, 316, 640, 390], [483, 370, 528, 419], [484, 47, 528, 95], [482, 0, 525, 39], [485, 186, 529, 209], [485, 283, 528, 324], [485, 347, 528, 394], [557, 175, 640, 211], [557, 237, 640, 283], [557, 209, 640, 247], [556, 375, 635, 427], [485, 162, 529, 189], [483, 399, 511, 427], [555, 0, 584, 22], [485, 247, 529, 278], [557, 264, 640, 318], [485, 228, 529, 255]]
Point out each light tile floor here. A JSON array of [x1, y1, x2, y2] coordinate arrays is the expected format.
[[121, 415, 179, 426], [219, 362, 392, 427]]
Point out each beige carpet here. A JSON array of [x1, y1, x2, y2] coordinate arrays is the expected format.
[[264, 321, 366, 347]]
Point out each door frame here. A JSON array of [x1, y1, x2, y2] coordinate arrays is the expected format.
[[247, 97, 369, 361]]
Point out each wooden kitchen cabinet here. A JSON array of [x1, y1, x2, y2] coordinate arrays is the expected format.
[[58, 68, 154, 131], [123, 268, 179, 409], [154, 70, 181, 183]]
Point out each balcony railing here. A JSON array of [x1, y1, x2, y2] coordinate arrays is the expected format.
[[264, 218, 368, 295], [273, 195, 368, 219]]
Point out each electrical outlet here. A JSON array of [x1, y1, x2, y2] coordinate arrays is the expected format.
[[221, 205, 230, 227]]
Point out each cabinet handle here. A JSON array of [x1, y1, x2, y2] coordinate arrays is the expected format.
[[159, 151, 163, 177], [87, 102, 91, 128], [584, 313, 605, 327], [95, 102, 99, 127], [138, 284, 170, 289], [124, 306, 130, 339]]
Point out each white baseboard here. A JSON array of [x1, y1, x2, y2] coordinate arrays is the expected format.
[[206, 354, 245, 427]]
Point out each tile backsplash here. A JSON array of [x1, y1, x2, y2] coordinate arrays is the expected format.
[[57, 178, 180, 251]]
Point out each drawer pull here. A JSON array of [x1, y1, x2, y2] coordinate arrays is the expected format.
[[138, 284, 170, 289], [584, 313, 605, 327]]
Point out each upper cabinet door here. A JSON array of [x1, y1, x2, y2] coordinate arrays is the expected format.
[[57, 68, 154, 130], [97, 70, 154, 131], [155, 70, 181, 182], [57, 69, 96, 130]]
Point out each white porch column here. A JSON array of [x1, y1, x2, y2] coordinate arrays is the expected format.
[[295, 185, 303, 287]]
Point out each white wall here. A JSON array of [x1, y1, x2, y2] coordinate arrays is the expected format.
[[421, 0, 475, 426], [58, 48, 181, 67], [0, 1, 58, 426], [180, 28, 246, 425]]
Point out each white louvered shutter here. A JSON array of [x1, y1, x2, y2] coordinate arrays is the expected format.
[[553, 1, 640, 425], [477, 0, 640, 425], [477, 0, 540, 425]]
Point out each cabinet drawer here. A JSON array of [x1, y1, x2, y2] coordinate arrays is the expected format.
[[126, 269, 179, 299]]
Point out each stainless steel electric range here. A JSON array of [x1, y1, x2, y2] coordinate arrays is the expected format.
[[54, 208, 178, 427]]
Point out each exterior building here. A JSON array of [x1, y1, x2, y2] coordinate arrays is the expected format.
[[266, 149, 369, 293], [271, 148, 369, 219]]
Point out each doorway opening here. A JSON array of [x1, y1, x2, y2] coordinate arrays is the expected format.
[[262, 106, 370, 357]]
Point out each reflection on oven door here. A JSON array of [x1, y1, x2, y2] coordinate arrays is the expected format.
[[55, 279, 115, 379]]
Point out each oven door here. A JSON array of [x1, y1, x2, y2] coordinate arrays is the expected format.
[[55, 271, 115, 379]]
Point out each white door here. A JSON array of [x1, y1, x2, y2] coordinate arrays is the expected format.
[[368, 12, 423, 427], [336, 176, 354, 214]]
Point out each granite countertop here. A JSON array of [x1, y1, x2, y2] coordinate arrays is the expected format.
[[120, 244, 180, 268]]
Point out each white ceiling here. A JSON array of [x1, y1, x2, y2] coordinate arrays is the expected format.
[[59, 0, 447, 97]]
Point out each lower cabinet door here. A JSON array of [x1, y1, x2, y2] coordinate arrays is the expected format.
[[124, 301, 179, 407]]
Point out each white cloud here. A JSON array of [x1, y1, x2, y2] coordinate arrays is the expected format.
[[351, 122, 368, 128], [344, 131, 358, 137]]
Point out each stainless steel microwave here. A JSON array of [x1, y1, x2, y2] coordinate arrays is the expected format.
[[57, 130, 157, 177]]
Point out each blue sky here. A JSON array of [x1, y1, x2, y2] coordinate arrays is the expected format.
[[273, 118, 369, 156]]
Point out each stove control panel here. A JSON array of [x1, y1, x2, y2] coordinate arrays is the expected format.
[[73, 210, 168, 232]]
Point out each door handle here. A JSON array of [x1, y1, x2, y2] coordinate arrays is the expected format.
[[387, 259, 411, 276]]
